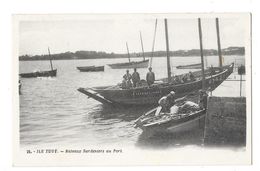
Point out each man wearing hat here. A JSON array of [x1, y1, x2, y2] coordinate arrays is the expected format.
[[132, 68, 140, 88], [122, 69, 132, 89], [146, 67, 155, 87], [158, 91, 186, 113]]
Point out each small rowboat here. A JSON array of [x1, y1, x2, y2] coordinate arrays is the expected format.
[[77, 66, 104, 72], [135, 105, 206, 137]]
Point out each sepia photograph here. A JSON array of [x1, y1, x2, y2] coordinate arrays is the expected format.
[[13, 13, 251, 166]]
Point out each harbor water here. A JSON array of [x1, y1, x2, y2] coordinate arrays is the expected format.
[[19, 56, 246, 148]]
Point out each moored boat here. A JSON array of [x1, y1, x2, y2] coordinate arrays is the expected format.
[[108, 59, 149, 69], [19, 48, 57, 78], [19, 69, 57, 78], [78, 18, 233, 107], [134, 105, 206, 136], [78, 63, 233, 106], [77, 66, 104, 72], [176, 63, 202, 69]]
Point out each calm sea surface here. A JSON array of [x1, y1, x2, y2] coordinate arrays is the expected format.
[[19, 56, 245, 148]]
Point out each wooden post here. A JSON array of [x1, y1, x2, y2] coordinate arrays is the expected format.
[[198, 18, 206, 90], [216, 18, 223, 67], [150, 19, 158, 67], [126, 42, 131, 63], [139, 31, 145, 61], [48, 47, 54, 71], [240, 72, 242, 97], [164, 19, 171, 83]]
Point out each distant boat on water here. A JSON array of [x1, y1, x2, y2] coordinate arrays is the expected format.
[[108, 32, 149, 69], [77, 66, 104, 72], [108, 59, 149, 69], [19, 69, 57, 78], [176, 63, 202, 69], [19, 48, 57, 78]]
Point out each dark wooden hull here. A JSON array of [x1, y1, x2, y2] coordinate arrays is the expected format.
[[135, 109, 206, 136], [77, 66, 104, 72], [108, 59, 149, 69], [78, 63, 234, 106], [19, 69, 57, 78], [176, 63, 202, 69]]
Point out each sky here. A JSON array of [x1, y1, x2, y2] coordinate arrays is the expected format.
[[18, 14, 249, 56]]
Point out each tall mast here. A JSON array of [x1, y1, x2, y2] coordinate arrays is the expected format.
[[216, 18, 223, 67], [126, 42, 131, 63], [150, 19, 158, 67], [48, 47, 54, 71], [198, 18, 205, 90], [164, 19, 171, 83], [139, 31, 145, 61]]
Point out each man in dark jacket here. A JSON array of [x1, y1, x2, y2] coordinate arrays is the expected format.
[[146, 67, 155, 86], [132, 68, 140, 87]]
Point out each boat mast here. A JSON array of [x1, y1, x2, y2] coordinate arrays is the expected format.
[[150, 19, 158, 67], [139, 31, 145, 61], [216, 18, 223, 67], [126, 42, 131, 63], [164, 19, 171, 83], [48, 47, 54, 71], [198, 18, 206, 90]]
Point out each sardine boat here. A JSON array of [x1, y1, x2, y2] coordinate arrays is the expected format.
[[78, 63, 234, 106], [134, 106, 206, 136], [77, 66, 104, 72], [78, 18, 233, 106]]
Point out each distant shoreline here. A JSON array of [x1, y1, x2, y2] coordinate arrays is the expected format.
[[19, 46, 245, 61]]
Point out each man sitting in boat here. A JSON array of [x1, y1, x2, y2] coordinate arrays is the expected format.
[[158, 91, 186, 114], [146, 67, 155, 87], [122, 70, 132, 89], [132, 68, 140, 88]]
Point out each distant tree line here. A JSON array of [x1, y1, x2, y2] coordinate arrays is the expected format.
[[19, 46, 245, 61]]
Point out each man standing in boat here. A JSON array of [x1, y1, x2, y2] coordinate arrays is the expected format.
[[132, 68, 140, 88], [146, 67, 155, 87], [122, 69, 132, 89]]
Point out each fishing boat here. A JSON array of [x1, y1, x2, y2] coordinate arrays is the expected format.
[[108, 33, 149, 69], [176, 63, 202, 69], [78, 18, 233, 106], [19, 48, 57, 78], [78, 64, 233, 106], [77, 66, 104, 72], [134, 106, 206, 136]]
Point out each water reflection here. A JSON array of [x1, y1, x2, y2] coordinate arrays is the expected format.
[[86, 104, 155, 122], [136, 128, 204, 149]]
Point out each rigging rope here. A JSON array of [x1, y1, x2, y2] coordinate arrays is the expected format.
[[149, 19, 158, 68]]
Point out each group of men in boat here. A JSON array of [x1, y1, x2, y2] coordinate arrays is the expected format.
[[122, 67, 155, 89], [157, 90, 208, 115], [121, 67, 196, 89]]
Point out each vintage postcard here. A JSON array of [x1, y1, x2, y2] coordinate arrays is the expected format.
[[13, 13, 251, 166]]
